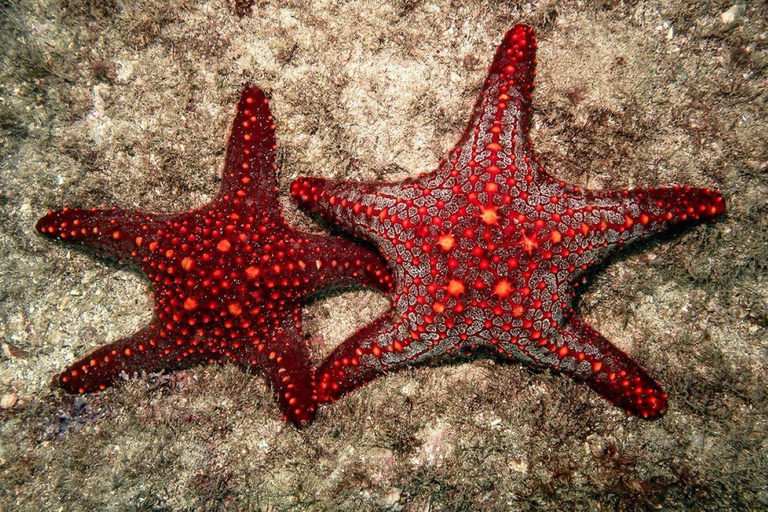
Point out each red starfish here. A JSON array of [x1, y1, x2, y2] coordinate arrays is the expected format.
[[292, 25, 725, 419], [36, 86, 391, 425]]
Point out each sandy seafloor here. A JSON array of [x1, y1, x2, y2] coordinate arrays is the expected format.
[[0, 0, 766, 509]]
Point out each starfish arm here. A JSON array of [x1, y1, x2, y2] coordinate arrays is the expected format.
[[291, 178, 391, 242], [443, 25, 537, 178], [56, 323, 209, 393], [36, 207, 171, 264], [217, 86, 279, 212], [231, 319, 318, 426], [316, 311, 409, 403], [573, 185, 726, 262], [527, 316, 667, 418], [57, 318, 318, 425], [302, 234, 392, 292]]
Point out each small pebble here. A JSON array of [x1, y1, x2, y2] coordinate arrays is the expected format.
[[1, 394, 18, 409], [720, 4, 745, 25]]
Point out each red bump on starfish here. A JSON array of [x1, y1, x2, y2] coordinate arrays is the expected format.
[[291, 24, 726, 420], [36, 86, 392, 426]]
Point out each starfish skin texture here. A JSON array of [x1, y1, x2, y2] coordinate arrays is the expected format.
[[36, 86, 392, 426], [292, 25, 726, 419]]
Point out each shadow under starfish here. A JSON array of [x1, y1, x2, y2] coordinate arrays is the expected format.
[[36, 86, 392, 426], [292, 24, 726, 420]]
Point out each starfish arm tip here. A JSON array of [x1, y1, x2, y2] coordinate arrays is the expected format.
[[290, 176, 333, 206], [35, 207, 161, 263], [557, 317, 668, 419], [452, 24, 538, 158], [316, 312, 405, 404], [218, 85, 280, 210], [55, 327, 162, 394], [291, 176, 379, 241]]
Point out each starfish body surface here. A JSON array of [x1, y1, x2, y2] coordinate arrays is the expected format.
[[292, 25, 725, 419], [37, 86, 391, 425]]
